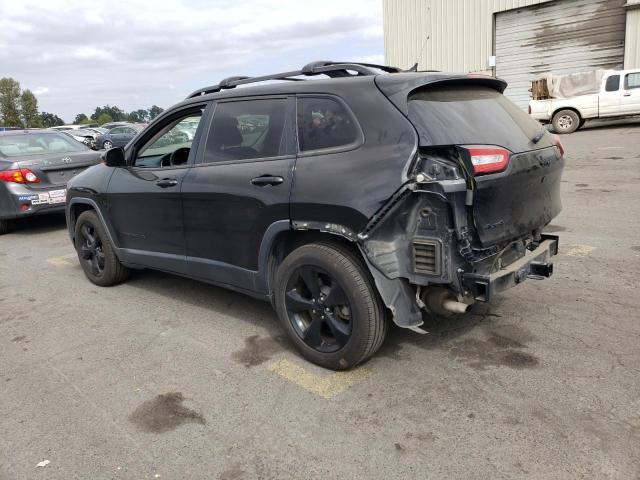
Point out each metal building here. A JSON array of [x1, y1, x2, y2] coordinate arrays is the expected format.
[[383, 0, 640, 108]]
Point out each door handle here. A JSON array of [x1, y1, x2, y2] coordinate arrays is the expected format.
[[155, 178, 179, 188], [250, 175, 284, 186], [623, 93, 631, 97]]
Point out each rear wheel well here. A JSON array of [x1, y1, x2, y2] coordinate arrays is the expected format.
[[266, 230, 365, 296]]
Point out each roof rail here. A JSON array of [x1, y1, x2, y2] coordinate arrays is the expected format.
[[186, 60, 401, 99]]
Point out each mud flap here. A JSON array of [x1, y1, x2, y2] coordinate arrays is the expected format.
[[359, 247, 423, 328]]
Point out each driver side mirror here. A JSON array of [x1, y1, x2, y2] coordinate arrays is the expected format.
[[103, 147, 126, 167]]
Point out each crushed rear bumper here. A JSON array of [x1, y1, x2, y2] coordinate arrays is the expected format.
[[462, 234, 559, 302]]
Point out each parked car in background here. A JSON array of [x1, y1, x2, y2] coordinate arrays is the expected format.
[[0, 127, 22, 132], [65, 61, 564, 370], [50, 124, 99, 131], [529, 68, 640, 133], [0, 130, 102, 234], [95, 124, 143, 149]]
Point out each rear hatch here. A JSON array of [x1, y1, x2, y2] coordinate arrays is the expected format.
[[377, 74, 564, 247]]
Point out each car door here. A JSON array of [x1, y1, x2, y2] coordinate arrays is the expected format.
[[106, 105, 209, 273], [108, 127, 125, 146], [181, 96, 296, 291], [598, 74, 621, 117], [620, 71, 640, 115], [119, 126, 138, 147]]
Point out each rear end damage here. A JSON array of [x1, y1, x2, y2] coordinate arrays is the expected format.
[[359, 77, 565, 329]]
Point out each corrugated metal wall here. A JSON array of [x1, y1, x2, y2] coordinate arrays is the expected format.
[[625, 4, 640, 69], [383, 0, 554, 72], [495, 0, 627, 108]]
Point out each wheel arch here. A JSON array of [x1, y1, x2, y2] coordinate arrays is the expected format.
[[67, 198, 119, 249], [552, 106, 583, 122]]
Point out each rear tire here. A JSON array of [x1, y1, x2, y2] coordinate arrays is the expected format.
[[552, 109, 580, 134], [274, 242, 388, 370], [0, 219, 10, 235], [74, 210, 130, 286]]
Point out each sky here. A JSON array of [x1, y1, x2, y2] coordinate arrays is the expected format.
[[0, 0, 384, 123]]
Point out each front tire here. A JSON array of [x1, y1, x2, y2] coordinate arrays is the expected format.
[[103, 140, 113, 150], [274, 242, 388, 370], [552, 109, 580, 134], [0, 219, 10, 235], [74, 210, 130, 286]]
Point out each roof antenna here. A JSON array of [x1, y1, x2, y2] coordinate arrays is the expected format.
[[407, 63, 418, 72]]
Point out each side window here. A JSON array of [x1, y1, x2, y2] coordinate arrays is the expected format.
[[110, 127, 123, 134], [297, 97, 359, 152], [124, 127, 137, 135], [134, 111, 204, 168], [624, 73, 640, 90], [605, 75, 620, 92], [204, 99, 287, 163]]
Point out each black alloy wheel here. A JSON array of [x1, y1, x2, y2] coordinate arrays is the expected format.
[[274, 242, 388, 370], [79, 223, 105, 277], [285, 265, 352, 353], [74, 210, 130, 286]]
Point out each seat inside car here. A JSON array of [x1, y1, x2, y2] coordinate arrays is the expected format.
[[209, 116, 257, 159]]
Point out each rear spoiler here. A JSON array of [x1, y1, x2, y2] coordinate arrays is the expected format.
[[374, 73, 508, 115]]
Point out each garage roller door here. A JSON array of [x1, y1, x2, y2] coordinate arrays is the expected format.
[[495, 0, 626, 109]]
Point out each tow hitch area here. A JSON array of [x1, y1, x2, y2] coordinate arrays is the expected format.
[[462, 234, 559, 302]]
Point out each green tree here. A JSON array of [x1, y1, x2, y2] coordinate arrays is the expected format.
[[39, 112, 65, 128], [96, 113, 113, 125], [20, 89, 41, 128], [148, 105, 164, 120], [91, 105, 125, 122], [127, 108, 149, 123], [0, 77, 22, 127], [74, 113, 88, 124]]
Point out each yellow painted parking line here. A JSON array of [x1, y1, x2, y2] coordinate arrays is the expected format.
[[268, 358, 372, 399], [565, 245, 596, 257], [46, 253, 76, 267]]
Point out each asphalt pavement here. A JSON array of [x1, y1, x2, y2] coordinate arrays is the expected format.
[[1, 119, 639, 479]]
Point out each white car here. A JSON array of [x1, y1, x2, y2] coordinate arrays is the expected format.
[[529, 69, 640, 134]]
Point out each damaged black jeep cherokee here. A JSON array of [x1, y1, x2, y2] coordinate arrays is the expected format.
[[65, 61, 564, 370]]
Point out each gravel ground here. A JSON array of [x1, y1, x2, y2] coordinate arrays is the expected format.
[[1, 120, 639, 480]]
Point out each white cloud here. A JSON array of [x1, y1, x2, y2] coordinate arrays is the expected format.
[[0, 0, 384, 122], [33, 87, 49, 95]]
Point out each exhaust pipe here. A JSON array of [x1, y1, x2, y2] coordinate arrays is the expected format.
[[421, 287, 471, 317], [442, 299, 471, 314]]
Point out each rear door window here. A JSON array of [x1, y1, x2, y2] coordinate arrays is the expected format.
[[297, 97, 359, 152], [624, 73, 640, 90], [204, 99, 288, 163], [407, 85, 551, 153]]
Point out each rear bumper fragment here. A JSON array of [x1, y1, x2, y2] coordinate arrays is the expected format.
[[462, 234, 559, 302]]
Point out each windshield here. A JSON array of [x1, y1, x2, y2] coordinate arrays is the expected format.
[[407, 86, 552, 153], [0, 132, 89, 157]]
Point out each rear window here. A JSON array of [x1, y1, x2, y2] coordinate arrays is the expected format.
[[407, 86, 550, 153], [0, 132, 88, 158], [297, 97, 359, 152]]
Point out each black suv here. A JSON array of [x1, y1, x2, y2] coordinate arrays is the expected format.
[[65, 61, 564, 370]]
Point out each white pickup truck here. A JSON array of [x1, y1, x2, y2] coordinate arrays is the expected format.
[[529, 69, 640, 134]]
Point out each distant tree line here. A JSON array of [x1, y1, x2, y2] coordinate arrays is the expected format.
[[0, 76, 164, 128], [74, 104, 164, 126]]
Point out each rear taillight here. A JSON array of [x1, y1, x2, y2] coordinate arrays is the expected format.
[[528, 105, 532, 115], [552, 134, 565, 156], [464, 146, 510, 175], [0, 168, 41, 184]]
